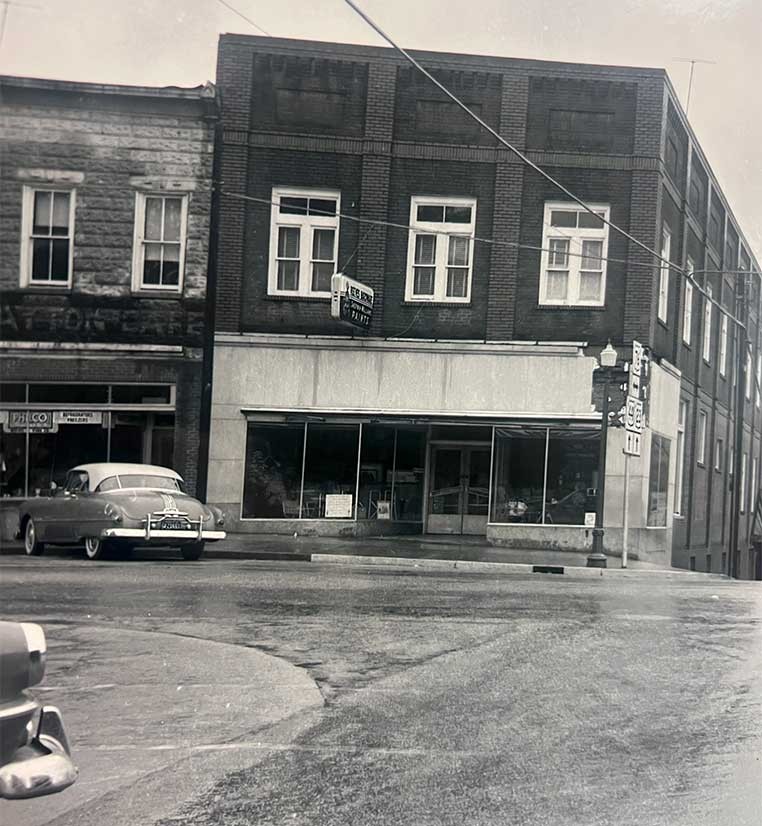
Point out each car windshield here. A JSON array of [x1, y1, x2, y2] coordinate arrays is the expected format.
[[101, 474, 183, 492]]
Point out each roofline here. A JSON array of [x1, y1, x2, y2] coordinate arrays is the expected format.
[[218, 33, 667, 80], [0, 74, 216, 101]]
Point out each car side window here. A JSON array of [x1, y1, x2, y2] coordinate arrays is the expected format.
[[65, 471, 89, 493], [95, 476, 119, 493]]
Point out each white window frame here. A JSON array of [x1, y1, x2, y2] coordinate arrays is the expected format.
[[20, 185, 76, 288], [730, 445, 735, 477], [741, 452, 747, 513], [745, 349, 753, 400], [682, 259, 694, 345], [268, 187, 340, 298], [674, 399, 687, 515], [714, 437, 723, 472], [756, 353, 761, 408], [702, 284, 712, 363], [131, 192, 189, 293], [697, 410, 707, 466], [658, 224, 671, 322], [539, 202, 610, 307], [752, 456, 758, 515], [720, 314, 728, 377], [405, 195, 476, 303]]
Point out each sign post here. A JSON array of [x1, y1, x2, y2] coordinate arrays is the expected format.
[[622, 340, 648, 567]]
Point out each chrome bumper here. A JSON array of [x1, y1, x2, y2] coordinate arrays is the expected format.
[[103, 527, 226, 541]]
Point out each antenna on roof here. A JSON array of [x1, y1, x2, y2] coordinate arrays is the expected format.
[[674, 58, 717, 116]]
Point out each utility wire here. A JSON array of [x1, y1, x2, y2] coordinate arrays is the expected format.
[[216, 0, 271, 36], [340, 0, 756, 329]]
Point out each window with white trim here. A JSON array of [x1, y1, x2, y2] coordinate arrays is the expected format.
[[752, 457, 758, 515], [539, 203, 609, 306], [405, 196, 476, 302], [697, 410, 707, 466], [682, 258, 694, 345], [702, 284, 712, 363], [745, 349, 753, 400], [658, 224, 671, 322], [675, 399, 687, 515], [268, 188, 340, 297], [20, 186, 76, 287], [741, 452, 747, 513], [715, 437, 723, 472], [132, 193, 188, 291], [720, 314, 728, 377], [756, 353, 761, 407]]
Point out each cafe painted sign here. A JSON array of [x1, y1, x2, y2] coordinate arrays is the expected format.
[[1, 293, 205, 346]]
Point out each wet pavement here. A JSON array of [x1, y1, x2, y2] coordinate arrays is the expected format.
[[1, 554, 760, 825]]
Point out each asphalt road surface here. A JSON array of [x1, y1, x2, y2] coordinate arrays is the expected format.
[[1, 552, 761, 826]]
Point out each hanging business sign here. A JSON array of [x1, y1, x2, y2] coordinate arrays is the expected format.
[[330, 273, 374, 329]]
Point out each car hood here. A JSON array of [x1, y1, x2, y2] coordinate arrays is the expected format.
[[103, 490, 210, 521]]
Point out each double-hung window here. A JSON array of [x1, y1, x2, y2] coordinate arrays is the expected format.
[[539, 203, 609, 306], [682, 258, 694, 345], [20, 186, 76, 287], [132, 193, 188, 291], [658, 224, 671, 322], [702, 284, 713, 363], [406, 196, 476, 302], [720, 314, 728, 377], [268, 188, 339, 297]]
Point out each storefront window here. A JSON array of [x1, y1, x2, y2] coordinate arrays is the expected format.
[[490, 426, 599, 525], [491, 428, 547, 523], [391, 428, 426, 521], [28, 384, 109, 404], [1, 433, 27, 497], [647, 433, 671, 527], [242, 423, 305, 518], [303, 424, 360, 518], [358, 425, 396, 519], [29, 425, 108, 492], [543, 429, 598, 525]]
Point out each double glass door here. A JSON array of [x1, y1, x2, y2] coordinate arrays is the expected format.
[[427, 445, 490, 535]]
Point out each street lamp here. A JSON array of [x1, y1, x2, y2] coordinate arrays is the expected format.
[[587, 341, 618, 568]]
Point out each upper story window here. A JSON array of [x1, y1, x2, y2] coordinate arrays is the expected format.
[[405, 196, 476, 303], [720, 314, 728, 377], [132, 193, 188, 292], [20, 186, 75, 287], [268, 187, 339, 297], [682, 258, 694, 346], [702, 284, 713, 363], [539, 203, 609, 307], [657, 224, 671, 323]]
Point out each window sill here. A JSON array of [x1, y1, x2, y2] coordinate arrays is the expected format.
[[535, 303, 606, 311], [265, 293, 331, 303], [657, 317, 669, 329], [702, 357, 712, 367], [402, 300, 473, 307], [20, 283, 72, 292], [131, 289, 184, 299]]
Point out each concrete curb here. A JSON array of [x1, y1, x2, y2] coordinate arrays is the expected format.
[[309, 553, 726, 579]]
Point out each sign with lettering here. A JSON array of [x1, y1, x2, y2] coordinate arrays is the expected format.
[[624, 430, 641, 456], [330, 274, 374, 329], [7, 410, 56, 433], [625, 397, 644, 434], [55, 411, 103, 425], [324, 493, 354, 518]]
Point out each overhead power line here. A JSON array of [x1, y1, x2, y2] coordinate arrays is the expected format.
[[216, 0, 271, 37]]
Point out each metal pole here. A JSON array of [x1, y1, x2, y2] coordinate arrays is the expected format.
[[622, 452, 630, 568], [588, 377, 609, 567]]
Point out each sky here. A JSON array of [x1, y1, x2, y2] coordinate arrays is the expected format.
[[2, 0, 760, 260]]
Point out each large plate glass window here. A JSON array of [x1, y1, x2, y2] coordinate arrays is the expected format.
[[539, 203, 609, 306], [268, 188, 339, 297], [647, 433, 671, 527], [132, 193, 188, 291], [405, 196, 476, 303], [20, 186, 75, 287]]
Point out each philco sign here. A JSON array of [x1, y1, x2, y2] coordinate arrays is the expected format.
[[7, 410, 55, 433], [330, 273, 374, 329]]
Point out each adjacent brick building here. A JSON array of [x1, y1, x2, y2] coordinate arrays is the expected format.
[[207, 36, 759, 577], [0, 76, 217, 506]]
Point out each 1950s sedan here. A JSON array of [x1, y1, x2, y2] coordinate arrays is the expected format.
[[17, 463, 226, 561]]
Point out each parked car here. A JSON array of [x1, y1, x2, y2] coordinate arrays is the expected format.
[[17, 463, 226, 561], [0, 621, 77, 799]]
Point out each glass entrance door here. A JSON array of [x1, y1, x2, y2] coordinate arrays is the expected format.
[[427, 445, 490, 535]]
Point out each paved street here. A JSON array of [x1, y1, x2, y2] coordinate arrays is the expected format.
[[1, 553, 761, 825]]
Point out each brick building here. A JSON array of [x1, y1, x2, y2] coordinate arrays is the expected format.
[[0, 76, 217, 506], [207, 35, 761, 578]]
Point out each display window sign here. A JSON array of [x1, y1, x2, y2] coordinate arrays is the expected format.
[[324, 493, 354, 518], [54, 411, 103, 425], [7, 410, 56, 433]]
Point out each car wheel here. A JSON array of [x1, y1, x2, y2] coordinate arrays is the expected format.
[[84, 537, 110, 560], [24, 518, 44, 556], [181, 542, 204, 561]]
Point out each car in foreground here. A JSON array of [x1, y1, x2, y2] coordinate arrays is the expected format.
[[17, 463, 226, 561], [0, 621, 77, 799]]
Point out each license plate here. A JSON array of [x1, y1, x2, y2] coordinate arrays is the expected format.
[[159, 519, 187, 530]]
